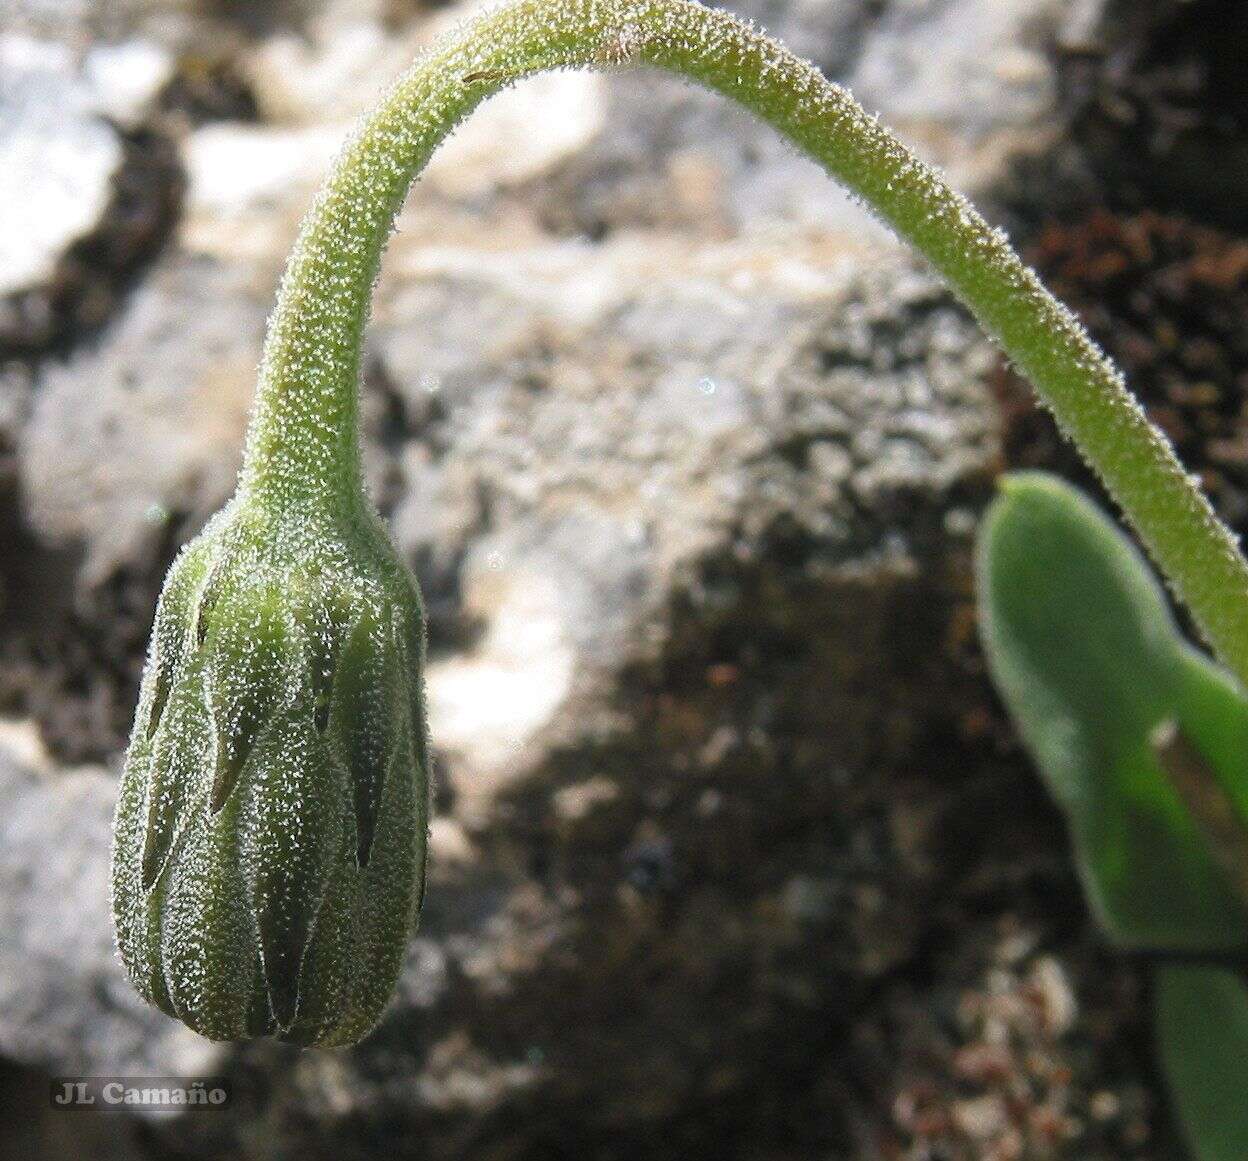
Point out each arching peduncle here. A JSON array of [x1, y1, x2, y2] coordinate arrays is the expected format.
[[239, 0, 1248, 687]]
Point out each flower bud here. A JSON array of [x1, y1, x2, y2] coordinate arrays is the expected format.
[[110, 499, 430, 1046]]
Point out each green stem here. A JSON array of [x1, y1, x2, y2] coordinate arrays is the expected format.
[[241, 0, 1248, 687]]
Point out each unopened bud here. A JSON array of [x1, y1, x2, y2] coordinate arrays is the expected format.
[[111, 499, 430, 1046]]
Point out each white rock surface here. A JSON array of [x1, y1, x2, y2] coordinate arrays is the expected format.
[[0, 38, 122, 298], [0, 34, 172, 299], [0, 732, 222, 1076], [19, 256, 266, 584]]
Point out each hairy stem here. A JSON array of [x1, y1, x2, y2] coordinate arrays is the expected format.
[[241, 0, 1248, 686]]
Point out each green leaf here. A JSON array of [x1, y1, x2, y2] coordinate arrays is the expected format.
[[1155, 964, 1248, 1161], [976, 472, 1248, 951]]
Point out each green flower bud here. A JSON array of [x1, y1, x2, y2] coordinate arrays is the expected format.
[[110, 499, 430, 1046]]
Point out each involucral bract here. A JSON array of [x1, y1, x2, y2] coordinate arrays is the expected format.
[[110, 497, 430, 1046]]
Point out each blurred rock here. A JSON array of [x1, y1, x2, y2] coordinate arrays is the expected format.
[[374, 247, 995, 819], [19, 255, 264, 586], [0, 728, 220, 1077], [0, 40, 122, 304], [0, 33, 172, 260], [0, 363, 33, 467], [1064, 0, 1248, 230], [849, 0, 1070, 156], [243, 3, 426, 125], [519, 0, 1109, 237], [0, 32, 178, 350]]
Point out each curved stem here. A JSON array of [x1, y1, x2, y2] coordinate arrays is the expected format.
[[241, 0, 1248, 687]]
